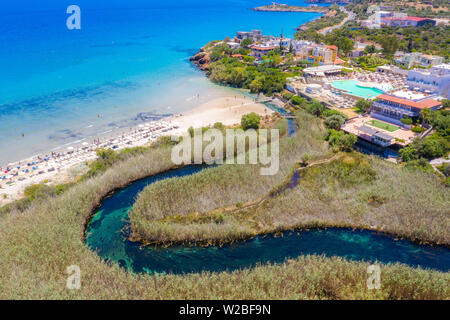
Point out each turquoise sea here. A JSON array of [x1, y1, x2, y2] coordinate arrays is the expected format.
[[0, 0, 323, 164]]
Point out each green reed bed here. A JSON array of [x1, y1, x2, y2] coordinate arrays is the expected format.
[[129, 111, 330, 245], [0, 114, 448, 299], [231, 153, 450, 245]]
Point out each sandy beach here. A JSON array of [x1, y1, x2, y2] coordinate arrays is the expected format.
[[0, 95, 272, 206], [171, 95, 273, 131]]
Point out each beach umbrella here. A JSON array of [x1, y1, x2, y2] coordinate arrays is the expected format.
[[68, 147, 74, 151], [82, 142, 89, 146]]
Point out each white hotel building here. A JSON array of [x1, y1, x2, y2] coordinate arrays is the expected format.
[[407, 64, 450, 99]]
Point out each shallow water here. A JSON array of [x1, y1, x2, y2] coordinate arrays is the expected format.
[[85, 164, 450, 275], [0, 0, 322, 164]]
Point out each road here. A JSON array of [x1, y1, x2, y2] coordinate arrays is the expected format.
[[320, 6, 355, 35]]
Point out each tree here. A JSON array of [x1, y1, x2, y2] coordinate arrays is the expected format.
[[404, 158, 433, 173], [379, 35, 399, 56], [249, 78, 263, 93], [420, 108, 431, 125], [339, 133, 357, 151], [418, 138, 446, 159], [325, 129, 357, 152], [306, 100, 326, 117], [290, 95, 306, 106], [337, 36, 355, 56], [400, 117, 413, 125], [399, 144, 418, 162], [241, 38, 253, 49], [365, 44, 376, 54], [241, 112, 261, 130], [355, 99, 373, 113], [324, 115, 346, 130]]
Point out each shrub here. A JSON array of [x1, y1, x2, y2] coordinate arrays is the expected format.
[[411, 126, 426, 133], [282, 91, 294, 101], [214, 213, 225, 224], [401, 117, 413, 125], [325, 130, 357, 152], [438, 163, 450, 177], [404, 158, 433, 173], [240, 38, 253, 49], [304, 100, 326, 117], [355, 99, 373, 113], [323, 109, 347, 119], [399, 144, 418, 162], [290, 95, 306, 106], [324, 115, 346, 130], [241, 113, 261, 130]]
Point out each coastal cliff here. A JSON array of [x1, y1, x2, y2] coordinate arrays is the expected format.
[[190, 49, 211, 71]]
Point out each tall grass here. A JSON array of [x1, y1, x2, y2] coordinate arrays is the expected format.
[[0, 110, 447, 299], [129, 111, 330, 244], [251, 153, 450, 245], [132, 150, 449, 246]]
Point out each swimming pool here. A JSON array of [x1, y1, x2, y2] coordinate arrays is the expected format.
[[331, 80, 384, 99]]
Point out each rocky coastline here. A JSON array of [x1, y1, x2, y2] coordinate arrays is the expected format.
[[189, 48, 211, 71]]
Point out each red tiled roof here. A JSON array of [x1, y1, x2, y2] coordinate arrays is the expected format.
[[378, 94, 441, 110], [327, 45, 338, 50], [334, 58, 345, 64], [405, 16, 432, 22]]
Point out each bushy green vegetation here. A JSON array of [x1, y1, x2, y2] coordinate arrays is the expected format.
[[355, 99, 374, 113], [324, 114, 346, 130], [209, 43, 250, 62], [241, 112, 261, 130], [399, 108, 450, 163], [296, 28, 354, 57], [354, 56, 391, 71], [84, 139, 178, 179], [325, 129, 358, 152], [0, 182, 71, 215], [207, 55, 289, 95]]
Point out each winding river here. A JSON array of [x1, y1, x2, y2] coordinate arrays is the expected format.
[[85, 115, 449, 275], [85, 163, 450, 275]]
